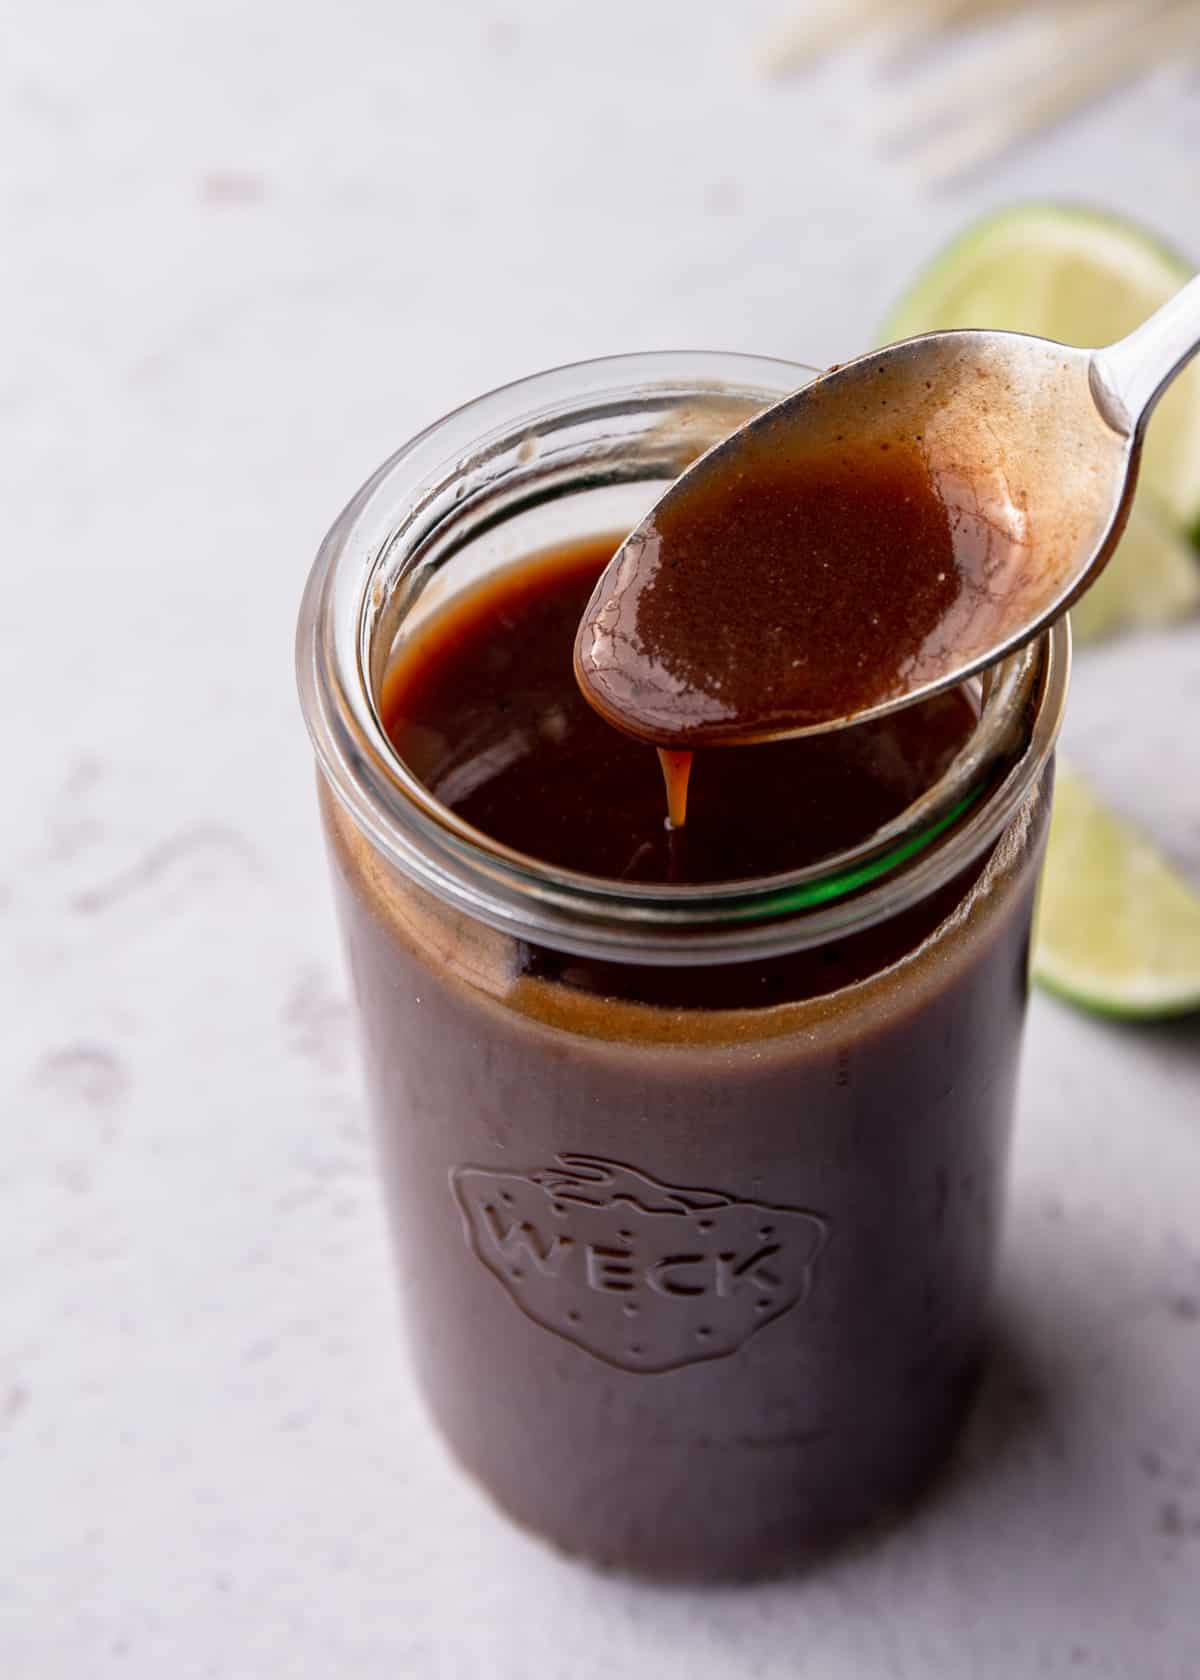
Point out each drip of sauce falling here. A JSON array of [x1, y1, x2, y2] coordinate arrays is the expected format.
[[658, 749, 693, 830]]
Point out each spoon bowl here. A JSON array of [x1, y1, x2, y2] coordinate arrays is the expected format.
[[575, 276, 1200, 747]]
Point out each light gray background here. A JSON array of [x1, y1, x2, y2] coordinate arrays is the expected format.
[[3, 3, 1199, 1675]]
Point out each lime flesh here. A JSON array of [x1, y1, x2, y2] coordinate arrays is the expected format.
[[1033, 762, 1200, 1018]]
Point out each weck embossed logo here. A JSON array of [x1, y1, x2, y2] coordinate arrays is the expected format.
[[451, 1154, 828, 1372]]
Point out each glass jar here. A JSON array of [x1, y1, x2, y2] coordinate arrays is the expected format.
[[297, 352, 1069, 1581]]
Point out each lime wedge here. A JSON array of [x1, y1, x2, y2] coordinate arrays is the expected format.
[[1069, 491, 1200, 646], [881, 204, 1200, 530], [1033, 762, 1200, 1018]]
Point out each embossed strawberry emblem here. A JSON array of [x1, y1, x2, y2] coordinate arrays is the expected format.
[[452, 1154, 828, 1372]]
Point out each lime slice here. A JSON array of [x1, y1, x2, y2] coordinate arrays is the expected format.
[[881, 204, 1200, 530], [1069, 491, 1200, 645], [1033, 761, 1200, 1018]]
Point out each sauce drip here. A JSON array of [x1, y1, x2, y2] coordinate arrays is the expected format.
[[657, 749, 693, 832]]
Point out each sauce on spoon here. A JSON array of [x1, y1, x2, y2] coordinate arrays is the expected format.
[[575, 343, 1128, 829]]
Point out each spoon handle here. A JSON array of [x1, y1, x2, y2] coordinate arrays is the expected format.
[[1091, 271, 1200, 436]]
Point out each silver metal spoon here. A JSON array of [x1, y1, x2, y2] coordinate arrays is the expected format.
[[575, 276, 1200, 747]]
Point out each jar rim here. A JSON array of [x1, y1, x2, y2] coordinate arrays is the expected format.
[[296, 350, 1070, 964]]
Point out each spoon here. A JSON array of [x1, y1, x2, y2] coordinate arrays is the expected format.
[[575, 274, 1200, 750]]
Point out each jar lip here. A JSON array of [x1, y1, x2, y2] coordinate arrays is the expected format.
[[297, 350, 1070, 964]]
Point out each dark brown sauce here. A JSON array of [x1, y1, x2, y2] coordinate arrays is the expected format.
[[382, 536, 977, 887], [340, 529, 1049, 1581], [574, 376, 1033, 756]]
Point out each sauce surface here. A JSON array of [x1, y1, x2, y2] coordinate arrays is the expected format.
[[574, 345, 1114, 749], [576, 434, 966, 748], [382, 536, 977, 886]]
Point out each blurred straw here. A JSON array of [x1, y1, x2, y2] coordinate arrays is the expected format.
[[889, 0, 1200, 185], [755, 0, 917, 75], [758, 0, 1200, 181], [875, 0, 1082, 65]]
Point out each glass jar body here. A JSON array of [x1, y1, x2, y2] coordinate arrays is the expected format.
[[321, 771, 1050, 1579], [299, 352, 1067, 1580]]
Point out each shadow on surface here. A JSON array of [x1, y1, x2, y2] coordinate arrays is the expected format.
[[930, 1307, 1066, 1501]]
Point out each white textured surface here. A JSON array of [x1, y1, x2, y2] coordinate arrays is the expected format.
[[3, 3, 1199, 1675]]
